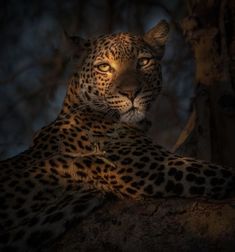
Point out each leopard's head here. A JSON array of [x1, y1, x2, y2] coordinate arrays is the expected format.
[[61, 20, 169, 125]]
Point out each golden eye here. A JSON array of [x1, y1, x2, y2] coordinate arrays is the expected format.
[[97, 63, 111, 72], [138, 57, 151, 67]]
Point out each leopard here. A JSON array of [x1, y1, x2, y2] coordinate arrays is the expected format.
[[0, 20, 235, 251]]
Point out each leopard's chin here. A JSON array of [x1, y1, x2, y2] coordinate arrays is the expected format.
[[120, 108, 145, 124]]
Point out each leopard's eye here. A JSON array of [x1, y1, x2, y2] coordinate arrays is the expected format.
[[137, 57, 151, 67], [96, 63, 111, 72]]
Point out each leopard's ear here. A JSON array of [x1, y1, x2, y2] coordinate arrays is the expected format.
[[62, 31, 91, 59], [144, 20, 170, 58]]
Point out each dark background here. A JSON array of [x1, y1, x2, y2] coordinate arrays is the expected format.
[[0, 0, 194, 159]]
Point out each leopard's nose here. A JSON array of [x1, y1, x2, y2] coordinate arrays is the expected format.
[[118, 88, 141, 101]]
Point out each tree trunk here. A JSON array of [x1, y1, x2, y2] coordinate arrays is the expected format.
[[174, 0, 235, 168]]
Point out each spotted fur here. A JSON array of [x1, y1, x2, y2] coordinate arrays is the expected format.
[[0, 20, 235, 251]]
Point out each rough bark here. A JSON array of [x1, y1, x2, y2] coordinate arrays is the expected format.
[[52, 199, 235, 252]]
